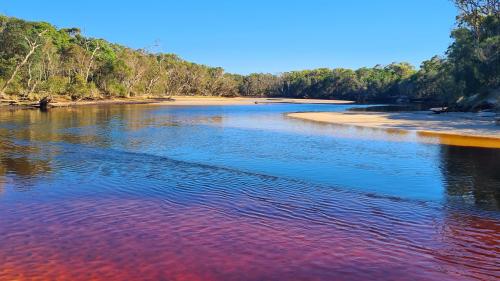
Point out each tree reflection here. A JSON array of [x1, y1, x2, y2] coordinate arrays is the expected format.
[[0, 105, 174, 190], [0, 138, 53, 190], [440, 145, 500, 210]]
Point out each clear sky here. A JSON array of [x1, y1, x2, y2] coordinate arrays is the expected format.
[[2, 0, 458, 74]]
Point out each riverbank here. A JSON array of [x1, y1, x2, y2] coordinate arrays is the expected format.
[[0, 96, 354, 108], [287, 111, 500, 148]]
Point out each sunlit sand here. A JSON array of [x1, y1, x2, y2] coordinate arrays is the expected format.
[[288, 112, 500, 148]]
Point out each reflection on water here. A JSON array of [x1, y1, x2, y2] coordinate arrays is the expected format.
[[441, 146, 500, 210], [0, 104, 499, 281]]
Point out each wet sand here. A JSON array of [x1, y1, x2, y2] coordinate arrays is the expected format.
[[288, 111, 500, 148]]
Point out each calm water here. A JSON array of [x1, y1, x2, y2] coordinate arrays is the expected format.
[[0, 104, 499, 281]]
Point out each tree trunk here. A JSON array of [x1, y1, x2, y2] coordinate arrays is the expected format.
[[0, 46, 37, 97], [85, 42, 100, 82], [0, 30, 46, 98]]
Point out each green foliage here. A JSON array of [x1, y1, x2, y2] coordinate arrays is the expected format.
[[67, 75, 99, 100], [447, 14, 499, 98], [106, 80, 127, 97], [4, 78, 23, 96], [41, 76, 69, 96]]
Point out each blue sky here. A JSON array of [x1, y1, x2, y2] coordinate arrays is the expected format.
[[2, 0, 458, 74]]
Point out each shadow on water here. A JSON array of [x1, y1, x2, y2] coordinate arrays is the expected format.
[[440, 145, 500, 210]]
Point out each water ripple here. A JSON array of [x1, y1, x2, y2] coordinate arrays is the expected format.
[[0, 105, 499, 281]]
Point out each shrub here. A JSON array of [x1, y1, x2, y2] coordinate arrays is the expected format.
[[67, 75, 100, 100], [41, 76, 69, 96], [106, 81, 127, 98]]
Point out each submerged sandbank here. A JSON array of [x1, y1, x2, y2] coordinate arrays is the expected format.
[[288, 111, 500, 148], [147, 96, 354, 106]]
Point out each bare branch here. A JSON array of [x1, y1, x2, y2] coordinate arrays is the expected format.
[[1, 30, 47, 97]]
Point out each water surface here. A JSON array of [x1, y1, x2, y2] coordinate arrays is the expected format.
[[0, 104, 499, 281]]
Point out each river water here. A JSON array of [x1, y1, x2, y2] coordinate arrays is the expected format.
[[0, 103, 498, 281]]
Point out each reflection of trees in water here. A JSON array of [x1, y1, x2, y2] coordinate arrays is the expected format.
[[1, 107, 114, 147], [0, 105, 172, 148], [0, 107, 118, 189], [428, 146, 499, 279], [1, 157, 52, 177], [437, 211, 500, 279], [0, 105, 176, 189], [440, 145, 500, 210], [0, 139, 52, 190]]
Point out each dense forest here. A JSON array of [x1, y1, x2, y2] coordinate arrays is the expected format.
[[0, 0, 498, 110]]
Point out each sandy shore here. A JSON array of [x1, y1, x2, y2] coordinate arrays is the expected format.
[[288, 111, 500, 148], [0, 96, 354, 108]]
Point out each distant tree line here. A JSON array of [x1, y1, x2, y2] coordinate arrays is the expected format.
[[0, 0, 498, 110]]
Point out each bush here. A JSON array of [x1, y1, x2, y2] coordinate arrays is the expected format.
[[4, 79, 23, 97], [67, 75, 100, 100], [41, 76, 69, 96], [106, 81, 127, 98]]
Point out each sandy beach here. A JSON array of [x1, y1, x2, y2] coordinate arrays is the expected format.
[[288, 111, 500, 148], [0, 96, 354, 108]]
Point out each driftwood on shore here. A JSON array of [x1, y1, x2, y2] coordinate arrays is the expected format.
[[38, 96, 51, 110]]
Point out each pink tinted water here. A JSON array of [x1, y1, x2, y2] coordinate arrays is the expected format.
[[1, 195, 498, 281]]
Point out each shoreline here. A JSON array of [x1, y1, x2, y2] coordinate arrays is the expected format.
[[287, 111, 500, 148], [0, 96, 354, 109]]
